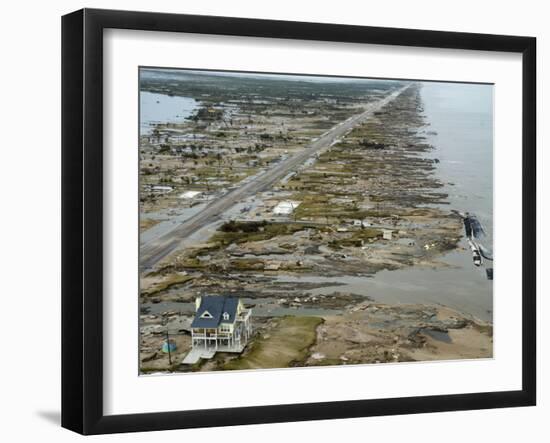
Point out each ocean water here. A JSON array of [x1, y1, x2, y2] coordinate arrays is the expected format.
[[421, 81, 493, 244]]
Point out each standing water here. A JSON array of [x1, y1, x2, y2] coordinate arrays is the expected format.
[[140, 91, 198, 135]]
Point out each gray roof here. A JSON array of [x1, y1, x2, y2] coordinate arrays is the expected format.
[[191, 296, 240, 329]]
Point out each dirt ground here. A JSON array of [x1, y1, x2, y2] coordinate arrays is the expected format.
[[306, 303, 492, 367], [139, 301, 492, 374]]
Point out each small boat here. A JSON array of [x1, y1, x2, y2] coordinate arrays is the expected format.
[[472, 249, 482, 267], [468, 239, 483, 267]]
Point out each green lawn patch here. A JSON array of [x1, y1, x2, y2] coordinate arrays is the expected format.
[[223, 316, 323, 370]]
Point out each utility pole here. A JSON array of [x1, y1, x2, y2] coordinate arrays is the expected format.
[[166, 327, 172, 365], [162, 314, 172, 366]]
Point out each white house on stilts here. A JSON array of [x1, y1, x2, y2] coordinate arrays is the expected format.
[[182, 296, 252, 365]]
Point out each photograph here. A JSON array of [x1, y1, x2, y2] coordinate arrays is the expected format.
[[138, 68, 494, 374]]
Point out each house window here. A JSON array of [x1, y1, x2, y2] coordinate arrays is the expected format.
[[200, 310, 213, 319], [222, 312, 230, 320]]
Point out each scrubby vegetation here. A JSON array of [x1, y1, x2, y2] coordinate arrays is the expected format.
[[222, 316, 323, 370]]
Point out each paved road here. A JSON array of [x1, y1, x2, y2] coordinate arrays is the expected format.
[[140, 84, 411, 271]]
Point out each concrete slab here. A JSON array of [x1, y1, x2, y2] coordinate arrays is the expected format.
[[181, 343, 247, 365], [181, 348, 216, 365]]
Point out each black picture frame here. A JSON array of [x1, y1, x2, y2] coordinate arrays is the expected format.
[[62, 8, 537, 435]]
